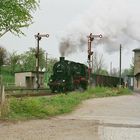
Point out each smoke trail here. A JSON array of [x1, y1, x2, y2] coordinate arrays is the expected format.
[[59, 0, 140, 56]]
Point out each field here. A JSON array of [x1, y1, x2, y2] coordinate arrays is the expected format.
[[0, 87, 132, 120]]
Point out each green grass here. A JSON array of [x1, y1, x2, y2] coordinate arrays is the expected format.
[[1, 87, 132, 120], [1, 66, 14, 84]]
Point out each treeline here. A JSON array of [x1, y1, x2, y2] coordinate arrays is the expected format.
[[0, 46, 57, 83], [91, 52, 134, 77], [0, 46, 134, 84]]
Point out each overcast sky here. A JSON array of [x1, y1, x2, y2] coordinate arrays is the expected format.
[[0, 0, 139, 71]]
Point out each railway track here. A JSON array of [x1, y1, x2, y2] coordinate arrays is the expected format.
[[5, 88, 59, 98], [6, 92, 58, 98]]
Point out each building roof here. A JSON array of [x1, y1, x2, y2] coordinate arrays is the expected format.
[[126, 75, 134, 77], [15, 71, 45, 74], [133, 48, 140, 52], [134, 72, 140, 77]]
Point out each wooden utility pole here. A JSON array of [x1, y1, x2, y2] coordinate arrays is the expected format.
[[87, 33, 102, 85], [91, 55, 94, 73], [46, 52, 48, 71], [35, 33, 49, 89], [110, 62, 112, 76], [119, 44, 122, 86]]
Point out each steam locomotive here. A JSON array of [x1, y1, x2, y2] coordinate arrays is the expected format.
[[48, 57, 89, 92], [48, 57, 123, 93]]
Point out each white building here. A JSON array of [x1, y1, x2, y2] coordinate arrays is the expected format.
[[15, 71, 45, 88]]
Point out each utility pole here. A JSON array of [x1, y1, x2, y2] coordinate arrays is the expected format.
[[87, 33, 102, 85], [91, 55, 94, 73], [0, 65, 2, 102], [110, 62, 112, 76], [35, 33, 49, 89], [0, 74, 2, 103], [46, 52, 48, 72], [119, 44, 122, 86]]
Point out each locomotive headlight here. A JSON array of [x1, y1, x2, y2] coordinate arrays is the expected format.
[[63, 80, 65, 82]]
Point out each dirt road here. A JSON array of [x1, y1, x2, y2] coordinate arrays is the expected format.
[[0, 94, 140, 140]]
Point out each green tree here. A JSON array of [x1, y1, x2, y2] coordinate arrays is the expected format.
[[45, 57, 58, 84], [0, 46, 8, 75], [21, 47, 46, 71], [47, 58, 58, 74], [122, 69, 130, 77], [129, 57, 134, 75], [121, 58, 134, 77], [8, 51, 21, 74], [0, 0, 39, 37], [0, 46, 7, 67], [99, 69, 109, 75]]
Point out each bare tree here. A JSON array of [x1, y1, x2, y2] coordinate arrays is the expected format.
[[112, 68, 119, 77], [92, 52, 106, 74]]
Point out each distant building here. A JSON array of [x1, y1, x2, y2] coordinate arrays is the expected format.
[[133, 48, 140, 91], [15, 71, 45, 88]]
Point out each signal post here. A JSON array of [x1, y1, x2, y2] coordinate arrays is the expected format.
[[87, 33, 102, 85], [35, 33, 49, 89]]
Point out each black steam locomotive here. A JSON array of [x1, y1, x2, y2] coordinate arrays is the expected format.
[[48, 57, 88, 92]]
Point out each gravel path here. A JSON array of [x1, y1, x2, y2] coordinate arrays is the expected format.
[[0, 94, 140, 140]]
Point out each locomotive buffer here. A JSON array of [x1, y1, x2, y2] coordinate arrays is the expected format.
[[87, 33, 102, 85]]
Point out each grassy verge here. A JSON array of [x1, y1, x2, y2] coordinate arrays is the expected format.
[[1, 87, 132, 120]]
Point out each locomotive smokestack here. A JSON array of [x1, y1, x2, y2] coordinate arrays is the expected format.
[[60, 57, 65, 61]]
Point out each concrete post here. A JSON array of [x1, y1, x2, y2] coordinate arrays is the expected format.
[[0, 75, 5, 105], [0, 86, 5, 105], [1, 85, 5, 105]]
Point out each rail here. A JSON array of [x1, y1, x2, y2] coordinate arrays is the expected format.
[[5, 88, 50, 91], [4, 87, 54, 98], [6, 92, 56, 98]]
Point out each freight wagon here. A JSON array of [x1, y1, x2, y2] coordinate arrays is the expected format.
[[91, 74, 123, 87]]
